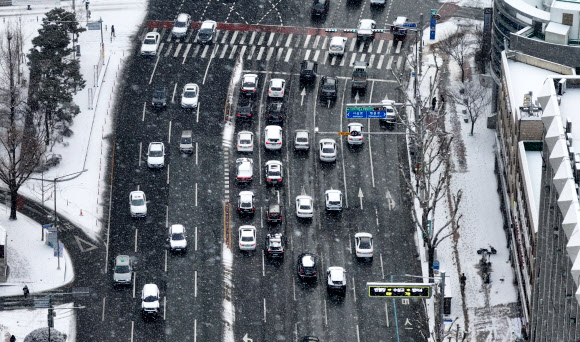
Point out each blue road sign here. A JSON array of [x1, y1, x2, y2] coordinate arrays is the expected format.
[[430, 9, 437, 40], [433, 259, 440, 270], [346, 106, 387, 119], [403, 22, 417, 28]]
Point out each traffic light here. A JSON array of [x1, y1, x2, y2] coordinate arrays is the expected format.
[[325, 28, 338, 33], [372, 29, 385, 33], [343, 29, 357, 33]]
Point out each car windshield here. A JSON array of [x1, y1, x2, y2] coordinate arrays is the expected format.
[[323, 83, 335, 91], [271, 86, 282, 91], [243, 81, 255, 88], [149, 149, 163, 157], [143, 295, 158, 302], [181, 137, 192, 144], [144, 38, 156, 45], [240, 137, 251, 144], [359, 238, 372, 249], [175, 21, 187, 28], [241, 235, 253, 242], [241, 201, 252, 208], [329, 200, 341, 205], [299, 201, 312, 210], [115, 265, 130, 273], [330, 44, 342, 50], [154, 90, 164, 98], [200, 28, 212, 34], [172, 232, 185, 240], [269, 169, 281, 177], [184, 90, 196, 98], [132, 198, 145, 206], [322, 147, 334, 153]]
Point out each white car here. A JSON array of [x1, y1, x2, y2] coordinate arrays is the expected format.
[[268, 78, 286, 98], [370, 0, 386, 6], [319, 139, 337, 162], [325, 189, 343, 211], [357, 19, 377, 41], [141, 284, 160, 315], [147, 142, 165, 168], [327, 267, 347, 294], [181, 83, 199, 109], [296, 195, 314, 218], [265, 160, 283, 185], [329, 36, 347, 56], [239, 225, 257, 251], [264, 125, 283, 151], [237, 131, 254, 153], [354, 233, 373, 258], [347, 123, 364, 145], [236, 158, 253, 183], [238, 191, 255, 215], [129, 191, 147, 218], [168, 224, 187, 252], [140, 32, 160, 56], [197, 20, 217, 44], [172, 13, 191, 39], [294, 130, 310, 151], [241, 74, 259, 97]]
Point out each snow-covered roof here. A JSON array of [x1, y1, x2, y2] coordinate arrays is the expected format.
[[552, 0, 580, 11], [503, 0, 551, 22], [545, 21, 570, 36], [0, 225, 5, 245], [558, 88, 580, 152], [522, 147, 543, 233]]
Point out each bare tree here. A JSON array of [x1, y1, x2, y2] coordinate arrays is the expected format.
[[0, 24, 45, 220], [433, 27, 473, 83], [451, 78, 492, 135]]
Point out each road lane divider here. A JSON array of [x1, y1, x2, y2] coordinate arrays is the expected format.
[[134, 229, 138, 252], [195, 270, 198, 297], [163, 296, 166, 320], [164, 250, 168, 272], [171, 82, 177, 103], [148, 54, 161, 85], [141, 102, 146, 121], [101, 297, 106, 321], [138, 142, 142, 166], [168, 120, 172, 143]]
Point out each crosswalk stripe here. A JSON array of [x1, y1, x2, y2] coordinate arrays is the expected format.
[[322, 51, 329, 64], [166, 32, 172, 42], [211, 44, 218, 58], [360, 53, 366, 62], [173, 43, 183, 57], [313, 49, 320, 62], [349, 38, 356, 52], [358, 43, 364, 53], [322, 36, 328, 50], [276, 47, 284, 61], [219, 45, 228, 58], [395, 41, 402, 54], [285, 34, 293, 47], [257, 32, 266, 45], [200, 45, 210, 58], [376, 40, 384, 54], [239, 45, 247, 58], [349, 53, 356, 66], [239, 31, 248, 45], [285, 48, 293, 62], [161, 28, 168, 40], [304, 49, 311, 60], [386, 56, 394, 69], [221, 31, 229, 44], [275, 35, 283, 47], [152, 28, 158, 32], [340, 56, 346, 66], [191, 45, 200, 57], [256, 46, 265, 60], [158, 42, 165, 55], [249, 31, 257, 45], [313, 35, 320, 49], [386, 40, 393, 54], [181, 44, 191, 61], [267, 33, 275, 46], [248, 45, 256, 60], [266, 47, 274, 60], [367, 42, 373, 53], [294, 35, 301, 48], [303, 35, 311, 49], [368, 54, 375, 68], [214, 31, 221, 44], [396, 56, 403, 69], [230, 31, 239, 45], [229, 45, 238, 59], [185, 30, 194, 43], [376, 55, 384, 69], [164, 44, 172, 57]]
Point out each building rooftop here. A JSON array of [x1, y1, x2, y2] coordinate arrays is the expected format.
[[523, 149, 543, 232]]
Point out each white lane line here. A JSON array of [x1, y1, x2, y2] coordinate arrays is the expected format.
[[312, 35, 320, 48], [303, 35, 311, 48], [166, 165, 170, 184], [330, 56, 336, 66], [239, 45, 247, 59], [196, 104, 200, 123], [220, 30, 229, 44], [352, 277, 357, 302], [195, 226, 198, 251], [359, 53, 366, 62], [358, 43, 364, 53], [349, 38, 356, 51], [181, 44, 191, 64], [195, 142, 199, 164], [375, 208, 379, 225], [367, 41, 373, 53], [377, 55, 385, 69], [133, 274, 136, 298], [138, 142, 142, 166], [257, 32, 265, 45], [200, 45, 209, 58], [385, 302, 389, 326], [262, 250, 265, 277], [163, 297, 166, 320], [229, 30, 239, 45], [101, 297, 106, 321], [148, 54, 161, 85], [266, 47, 274, 60], [267, 32, 275, 46], [263, 298, 267, 323], [386, 40, 393, 54], [164, 44, 172, 57], [194, 319, 197, 342], [386, 56, 394, 70], [219, 45, 228, 58], [285, 48, 293, 62], [249, 31, 257, 45], [322, 51, 329, 64], [191, 45, 200, 58], [275, 34, 283, 47], [285, 34, 293, 47], [349, 53, 356, 67], [194, 271, 198, 297], [340, 55, 346, 66], [247, 45, 256, 60], [195, 183, 198, 206], [256, 46, 265, 60], [377, 39, 384, 54], [228, 45, 238, 59], [321, 36, 328, 49], [173, 43, 182, 57], [239, 31, 248, 45], [304, 49, 311, 60], [168, 120, 172, 143], [312, 50, 320, 62], [134, 229, 138, 252], [395, 40, 402, 54], [324, 300, 328, 325], [172, 82, 178, 103], [141, 102, 146, 121], [203, 47, 217, 85], [368, 54, 375, 68], [131, 321, 134, 342], [276, 47, 283, 61], [164, 250, 168, 272], [356, 325, 360, 342], [166, 205, 169, 227], [380, 253, 385, 279]]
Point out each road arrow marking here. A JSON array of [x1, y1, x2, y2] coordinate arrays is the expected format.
[[355, 93, 360, 104], [74, 235, 98, 252], [300, 88, 306, 106], [243, 333, 253, 342], [386, 190, 396, 210], [358, 188, 364, 210]]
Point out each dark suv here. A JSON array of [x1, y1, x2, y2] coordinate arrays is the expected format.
[[300, 61, 318, 83], [311, 0, 329, 16], [237, 100, 254, 120], [267, 203, 282, 224], [265, 233, 285, 258], [152, 86, 167, 109], [319, 76, 338, 100], [297, 253, 318, 280], [266, 102, 284, 124]]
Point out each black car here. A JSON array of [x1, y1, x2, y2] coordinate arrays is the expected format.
[[300, 61, 318, 83], [267, 203, 282, 224], [297, 253, 318, 280], [319, 76, 338, 100], [151, 86, 167, 108], [265, 233, 285, 258], [266, 102, 284, 124], [237, 100, 254, 120], [311, 0, 329, 16]]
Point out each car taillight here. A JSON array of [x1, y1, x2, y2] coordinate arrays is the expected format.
[[313, 270, 317, 274], [269, 90, 272, 94], [300, 270, 305, 273], [253, 89, 256, 92], [268, 249, 271, 252], [277, 142, 281, 144], [248, 114, 251, 117], [267, 179, 271, 182], [266, 142, 270, 144]]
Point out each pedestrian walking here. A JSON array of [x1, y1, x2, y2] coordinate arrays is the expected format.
[[111, 25, 116, 38], [10, 335, 16, 342], [23, 285, 29, 298], [431, 96, 437, 111]]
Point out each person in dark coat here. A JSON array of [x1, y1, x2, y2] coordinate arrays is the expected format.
[[431, 96, 437, 110], [23, 285, 29, 298], [111, 25, 116, 38]]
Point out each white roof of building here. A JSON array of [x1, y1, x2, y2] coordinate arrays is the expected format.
[[503, 0, 551, 21], [522, 147, 543, 233], [545, 21, 570, 36], [552, 0, 580, 11], [0, 225, 5, 245]]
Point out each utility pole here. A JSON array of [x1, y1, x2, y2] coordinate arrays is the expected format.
[[419, 13, 424, 76]]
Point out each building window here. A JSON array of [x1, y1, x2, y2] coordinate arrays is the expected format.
[[563, 13, 573, 26]]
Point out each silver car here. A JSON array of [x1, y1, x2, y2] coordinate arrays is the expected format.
[[294, 130, 310, 151], [113, 255, 133, 286]]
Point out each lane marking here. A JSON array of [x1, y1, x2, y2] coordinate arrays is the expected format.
[[219, 45, 228, 58], [200, 45, 209, 58], [196, 142, 199, 164], [138, 142, 142, 166], [256, 46, 265, 60], [220, 30, 229, 44], [377, 55, 384, 69], [228, 45, 238, 59], [248, 45, 256, 60], [285, 34, 293, 47], [267, 32, 276, 46], [263, 298, 267, 322], [257, 31, 266, 45], [141, 102, 146, 121], [101, 297, 106, 321], [349, 38, 356, 51], [266, 47, 274, 60], [195, 183, 198, 206], [148, 54, 161, 85], [166, 164, 170, 184], [181, 44, 191, 64], [312, 35, 320, 48], [386, 56, 394, 70], [313, 49, 320, 62], [195, 226, 198, 251], [303, 35, 311, 48], [168, 120, 172, 143], [349, 53, 356, 67], [304, 49, 311, 60], [173, 43, 183, 57], [229, 30, 239, 44], [195, 270, 198, 297], [239, 31, 248, 45], [164, 249, 168, 272], [395, 40, 402, 54], [276, 47, 283, 61], [134, 229, 138, 252], [249, 31, 257, 45]]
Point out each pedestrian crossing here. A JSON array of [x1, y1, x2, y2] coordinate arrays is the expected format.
[[143, 28, 406, 71]]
